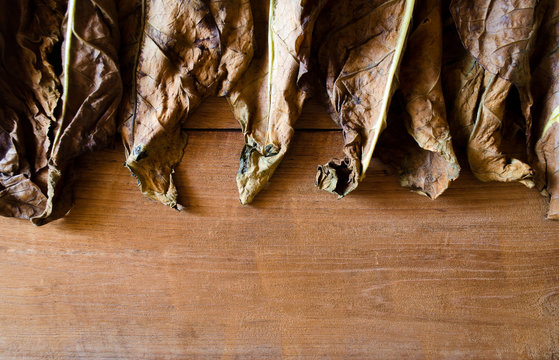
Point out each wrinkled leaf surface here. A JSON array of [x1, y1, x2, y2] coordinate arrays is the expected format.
[[397, 0, 460, 198], [533, 0, 559, 219], [119, 0, 253, 208], [227, 0, 325, 204], [32, 0, 123, 225], [314, 0, 415, 197], [0, 0, 63, 220], [446, 1, 537, 187]]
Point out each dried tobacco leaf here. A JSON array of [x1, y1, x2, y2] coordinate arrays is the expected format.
[[532, 0, 559, 219], [378, 92, 461, 199], [450, 0, 539, 95], [449, 0, 540, 186], [31, 0, 123, 225], [117, 0, 143, 139], [467, 72, 534, 186], [442, 21, 485, 150], [444, 63, 534, 187], [119, 0, 253, 208], [227, 0, 325, 204], [0, 0, 64, 220], [314, 0, 415, 197], [395, 0, 460, 198]]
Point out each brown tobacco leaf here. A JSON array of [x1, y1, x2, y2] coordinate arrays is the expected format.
[[443, 3, 535, 187], [378, 94, 459, 199], [396, 0, 460, 199], [442, 55, 485, 148], [119, 0, 253, 209], [450, 0, 541, 149], [314, 0, 415, 197], [532, 0, 559, 219], [443, 53, 535, 186], [467, 72, 534, 186], [0, 0, 64, 220], [117, 0, 143, 140], [32, 0, 123, 225], [535, 122, 559, 219], [227, 0, 325, 205], [450, 0, 539, 89]]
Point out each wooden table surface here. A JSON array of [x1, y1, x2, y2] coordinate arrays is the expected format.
[[1, 98, 558, 359]]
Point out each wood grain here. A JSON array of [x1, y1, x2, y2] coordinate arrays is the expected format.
[[1, 100, 559, 359]]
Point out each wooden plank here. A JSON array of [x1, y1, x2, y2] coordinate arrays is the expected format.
[[1, 130, 558, 359]]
